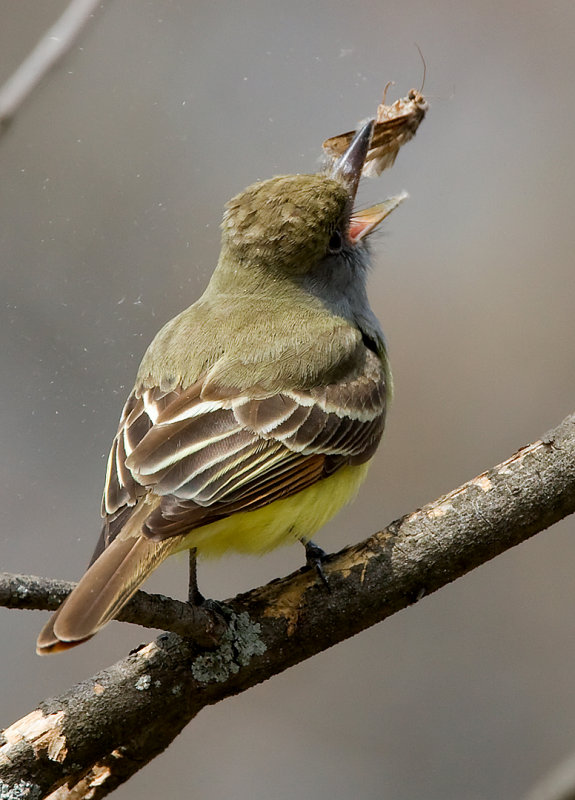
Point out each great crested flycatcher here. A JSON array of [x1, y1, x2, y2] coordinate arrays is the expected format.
[[37, 120, 403, 654]]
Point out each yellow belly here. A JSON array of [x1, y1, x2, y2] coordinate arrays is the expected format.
[[175, 461, 371, 558]]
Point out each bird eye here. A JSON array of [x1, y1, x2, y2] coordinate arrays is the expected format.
[[327, 229, 343, 253]]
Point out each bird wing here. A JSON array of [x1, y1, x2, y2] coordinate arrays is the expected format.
[[100, 348, 387, 545]]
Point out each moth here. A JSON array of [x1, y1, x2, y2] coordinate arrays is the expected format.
[[323, 85, 428, 177]]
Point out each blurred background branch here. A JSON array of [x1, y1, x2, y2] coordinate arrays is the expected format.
[[0, 0, 102, 133], [1, 412, 574, 797], [524, 751, 575, 800]]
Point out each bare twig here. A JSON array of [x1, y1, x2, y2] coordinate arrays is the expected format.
[[0, 573, 227, 646], [0, 0, 103, 133], [0, 412, 574, 798]]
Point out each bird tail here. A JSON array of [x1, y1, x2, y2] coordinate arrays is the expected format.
[[36, 517, 179, 655]]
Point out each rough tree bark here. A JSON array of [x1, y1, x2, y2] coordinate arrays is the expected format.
[[0, 412, 574, 799]]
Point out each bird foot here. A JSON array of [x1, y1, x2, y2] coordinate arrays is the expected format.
[[304, 540, 331, 591]]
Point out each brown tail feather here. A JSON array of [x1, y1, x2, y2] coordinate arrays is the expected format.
[[36, 534, 178, 655]]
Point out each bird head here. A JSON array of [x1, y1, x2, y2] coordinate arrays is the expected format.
[[218, 120, 405, 281]]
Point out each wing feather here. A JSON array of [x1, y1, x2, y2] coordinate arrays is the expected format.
[[142, 453, 326, 541], [263, 403, 314, 437], [154, 430, 257, 497], [127, 409, 241, 474], [101, 349, 387, 545], [233, 394, 300, 433]]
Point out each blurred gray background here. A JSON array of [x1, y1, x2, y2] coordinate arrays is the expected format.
[[1, 1, 575, 798]]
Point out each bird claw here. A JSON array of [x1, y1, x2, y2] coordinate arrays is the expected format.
[[304, 540, 331, 591]]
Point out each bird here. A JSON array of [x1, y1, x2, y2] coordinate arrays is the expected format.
[[37, 119, 401, 654]]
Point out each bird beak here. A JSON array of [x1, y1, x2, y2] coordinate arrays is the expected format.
[[330, 119, 374, 203], [330, 118, 407, 244], [348, 191, 409, 244]]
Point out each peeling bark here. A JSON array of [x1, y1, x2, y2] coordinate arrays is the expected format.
[[0, 413, 574, 798]]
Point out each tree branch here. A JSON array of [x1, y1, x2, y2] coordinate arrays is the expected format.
[[0, 0, 103, 134], [0, 573, 227, 647], [1, 412, 574, 799]]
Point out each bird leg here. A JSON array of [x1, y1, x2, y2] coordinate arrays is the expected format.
[[302, 539, 331, 590], [188, 548, 205, 606]]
